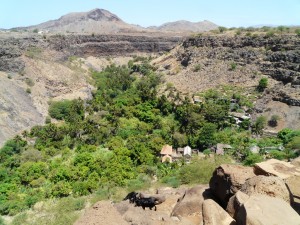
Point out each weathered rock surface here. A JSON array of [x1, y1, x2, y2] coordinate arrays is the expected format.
[[226, 191, 249, 219], [154, 34, 300, 131], [240, 175, 293, 204], [47, 34, 181, 57], [236, 194, 300, 225], [209, 164, 255, 208], [171, 185, 212, 219], [292, 157, 300, 167], [0, 34, 181, 73], [202, 199, 236, 225], [254, 159, 300, 198]]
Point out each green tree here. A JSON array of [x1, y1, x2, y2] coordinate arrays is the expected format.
[[252, 116, 267, 135], [197, 123, 217, 149], [48, 100, 73, 120]]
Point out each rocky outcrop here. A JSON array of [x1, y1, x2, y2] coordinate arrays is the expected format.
[[209, 164, 255, 208], [0, 34, 181, 73], [226, 191, 249, 219], [177, 35, 300, 107], [47, 34, 181, 57], [254, 159, 300, 213], [202, 199, 236, 225], [240, 175, 293, 204], [171, 185, 212, 218], [236, 194, 300, 225], [0, 39, 25, 72]]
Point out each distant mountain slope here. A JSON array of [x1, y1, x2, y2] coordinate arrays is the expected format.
[[151, 20, 218, 32], [14, 9, 218, 34], [23, 8, 145, 34]]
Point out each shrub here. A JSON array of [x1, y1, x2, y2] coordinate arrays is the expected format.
[[203, 149, 211, 155], [243, 153, 263, 166], [257, 77, 268, 92], [235, 30, 242, 36], [295, 28, 300, 36], [51, 181, 72, 197], [26, 88, 31, 94], [193, 64, 201, 72], [45, 116, 51, 124], [218, 26, 227, 33], [268, 115, 280, 127], [269, 150, 286, 160], [25, 78, 34, 87], [230, 62, 237, 71], [252, 116, 267, 135]]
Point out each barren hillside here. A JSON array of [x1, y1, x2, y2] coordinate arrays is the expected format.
[[153, 34, 300, 131]]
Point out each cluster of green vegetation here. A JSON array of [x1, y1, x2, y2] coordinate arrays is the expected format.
[[0, 60, 299, 219]]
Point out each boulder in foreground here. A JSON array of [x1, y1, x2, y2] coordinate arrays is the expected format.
[[236, 194, 300, 225], [209, 164, 255, 207], [202, 199, 236, 225]]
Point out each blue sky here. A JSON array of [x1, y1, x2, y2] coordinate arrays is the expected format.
[[0, 0, 299, 29]]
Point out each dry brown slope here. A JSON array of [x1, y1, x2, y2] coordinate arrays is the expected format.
[[153, 34, 300, 131]]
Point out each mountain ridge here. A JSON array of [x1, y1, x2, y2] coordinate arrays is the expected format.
[[12, 8, 218, 34]]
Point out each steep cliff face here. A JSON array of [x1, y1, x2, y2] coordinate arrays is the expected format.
[[0, 34, 181, 73], [154, 34, 300, 130], [179, 35, 300, 106], [46, 34, 181, 57], [0, 33, 181, 146]]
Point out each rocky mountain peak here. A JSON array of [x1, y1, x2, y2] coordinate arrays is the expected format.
[[86, 8, 122, 22]]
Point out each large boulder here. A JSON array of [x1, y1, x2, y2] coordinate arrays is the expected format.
[[254, 159, 300, 206], [226, 191, 249, 219], [291, 157, 300, 167], [209, 164, 255, 207], [240, 175, 293, 204], [202, 199, 236, 225], [171, 185, 213, 222], [254, 159, 300, 178], [236, 194, 300, 225]]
